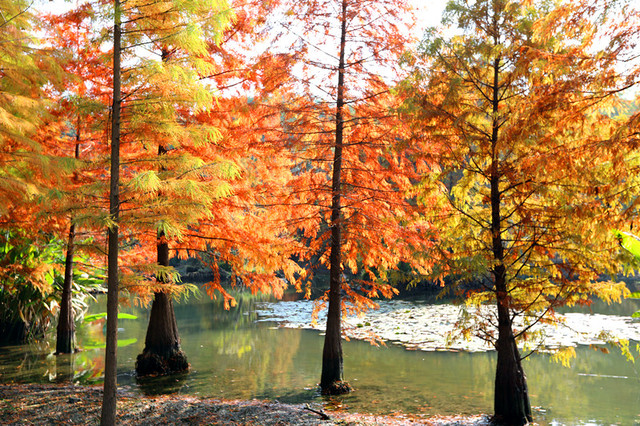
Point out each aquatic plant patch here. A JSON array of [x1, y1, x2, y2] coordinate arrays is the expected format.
[[254, 300, 640, 352]]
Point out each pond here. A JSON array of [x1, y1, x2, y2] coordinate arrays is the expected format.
[[1, 291, 640, 425]]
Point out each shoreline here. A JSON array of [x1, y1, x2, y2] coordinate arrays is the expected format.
[[0, 383, 490, 425]]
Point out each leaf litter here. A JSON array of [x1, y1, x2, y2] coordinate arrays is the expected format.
[[0, 384, 491, 425]]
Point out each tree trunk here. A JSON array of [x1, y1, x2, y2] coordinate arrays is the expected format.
[[135, 236, 188, 376], [320, 0, 351, 396], [489, 50, 531, 424], [135, 291, 188, 376], [493, 294, 532, 425], [136, 132, 188, 377], [55, 223, 76, 354], [320, 253, 346, 393], [100, 0, 121, 423], [56, 116, 82, 355]]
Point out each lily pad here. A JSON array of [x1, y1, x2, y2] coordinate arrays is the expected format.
[[83, 312, 137, 323], [83, 338, 138, 350]]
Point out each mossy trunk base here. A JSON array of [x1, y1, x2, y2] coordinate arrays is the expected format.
[[135, 349, 189, 377], [320, 380, 352, 395]]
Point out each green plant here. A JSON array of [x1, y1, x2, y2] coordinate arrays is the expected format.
[[0, 230, 104, 345], [0, 230, 60, 343], [613, 230, 640, 318]]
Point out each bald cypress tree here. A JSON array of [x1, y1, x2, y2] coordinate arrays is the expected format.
[[402, 0, 637, 422]]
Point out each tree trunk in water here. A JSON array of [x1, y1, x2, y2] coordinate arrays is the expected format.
[[320, 0, 351, 396], [135, 183, 188, 376], [488, 46, 531, 424], [320, 252, 347, 393], [101, 0, 121, 423], [55, 224, 76, 354], [56, 112, 82, 355], [493, 297, 532, 425], [135, 290, 188, 376]]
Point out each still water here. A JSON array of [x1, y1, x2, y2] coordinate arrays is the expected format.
[[1, 293, 640, 425]]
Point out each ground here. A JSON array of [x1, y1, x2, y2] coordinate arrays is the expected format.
[[0, 384, 491, 425]]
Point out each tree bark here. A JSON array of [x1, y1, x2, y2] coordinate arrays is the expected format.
[[489, 49, 531, 425], [56, 127, 81, 355], [135, 103, 188, 377], [493, 293, 532, 425], [320, 0, 351, 396], [55, 223, 76, 354], [135, 235, 189, 376], [100, 0, 121, 423]]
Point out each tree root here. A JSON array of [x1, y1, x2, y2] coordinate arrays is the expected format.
[[135, 350, 189, 377], [320, 380, 353, 395]]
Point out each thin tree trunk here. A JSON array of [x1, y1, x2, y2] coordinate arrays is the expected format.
[[320, 0, 351, 396], [56, 122, 81, 355], [56, 223, 76, 354], [489, 50, 531, 425], [100, 0, 121, 423]]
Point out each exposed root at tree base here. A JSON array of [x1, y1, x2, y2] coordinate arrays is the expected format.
[[135, 350, 189, 377], [321, 380, 353, 395], [489, 414, 530, 426]]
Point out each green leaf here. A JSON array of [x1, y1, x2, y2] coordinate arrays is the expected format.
[[632, 311, 640, 318], [129, 170, 161, 193], [83, 337, 138, 350]]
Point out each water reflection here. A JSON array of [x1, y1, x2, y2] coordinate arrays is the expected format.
[[137, 372, 188, 396], [1, 292, 639, 425], [54, 354, 75, 383]]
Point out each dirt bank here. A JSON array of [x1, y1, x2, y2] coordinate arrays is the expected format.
[[0, 384, 490, 425]]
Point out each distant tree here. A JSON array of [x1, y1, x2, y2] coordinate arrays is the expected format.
[[0, 0, 86, 351], [0, 0, 66, 218], [44, 4, 113, 355], [401, 0, 636, 423], [0, 1, 111, 353], [153, 0, 309, 309]]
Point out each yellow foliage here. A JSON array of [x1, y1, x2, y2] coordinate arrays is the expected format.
[[551, 346, 577, 367]]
